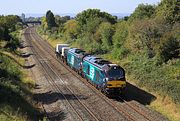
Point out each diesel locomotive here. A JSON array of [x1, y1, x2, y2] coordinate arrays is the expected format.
[[55, 44, 126, 95]]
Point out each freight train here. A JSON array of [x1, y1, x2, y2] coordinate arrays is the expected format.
[[55, 44, 126, 95]]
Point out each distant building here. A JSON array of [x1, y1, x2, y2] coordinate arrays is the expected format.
[[21, 13, 25, 22]]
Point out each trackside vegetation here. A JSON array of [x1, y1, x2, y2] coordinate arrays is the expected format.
[[38, 0, 179, 120], [0, 15, 45, 120]]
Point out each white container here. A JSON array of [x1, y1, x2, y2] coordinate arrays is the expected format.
[[55, 44, 69, 54]]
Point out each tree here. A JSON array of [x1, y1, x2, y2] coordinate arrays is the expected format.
[[46, 10, 57, 29], [128, 19, 160, 58], [112, 21, 129, 59], [155, 0, 180, 24], [0, 15, 21, 41], [41, 17, 48, 32], [64, 20, 79, 40], [97, 22, 114, 52], [55, 15, 71, 33], [3, 27, 11, 41], [158, 28, 180, 62], [129, 4, 155, 22], [70, 17, 105, 54], [0, 15, 21, 32], [55, 15, 71, 26], [113, 21, 128, 48], [76, 9, 117, 28]]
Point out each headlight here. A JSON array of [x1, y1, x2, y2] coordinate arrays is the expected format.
[[105, 78, 109, 81]]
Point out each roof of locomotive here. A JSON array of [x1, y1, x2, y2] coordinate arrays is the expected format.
[[68, 48, 88, 58], [83, 55, 113, 70]]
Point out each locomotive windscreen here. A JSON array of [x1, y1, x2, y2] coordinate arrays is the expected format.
[[107, 66, 124, 79]]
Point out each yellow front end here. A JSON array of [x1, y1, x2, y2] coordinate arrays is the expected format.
[[107, 80, 126, 88]]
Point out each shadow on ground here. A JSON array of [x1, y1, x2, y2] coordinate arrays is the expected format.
[[122, 82, 156, 105], [33, 91, 88, 105], [23, 63, 36, 69], [47, 110, 67, 121], [33, 90, 88, 120], [19, 43, 33, 49], [21, 53, 34, 58], [13, 50, 34, 58]]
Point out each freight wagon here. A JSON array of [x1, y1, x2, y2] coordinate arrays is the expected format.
[[55, 44, 69, 58], [61, 47, 70, 63]]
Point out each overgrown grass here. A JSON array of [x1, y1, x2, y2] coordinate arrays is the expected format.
[[149, 94, 180, 121], [0, 53, 45, 121], [124, 54, 179, 104], [0, 28, 46, 120]]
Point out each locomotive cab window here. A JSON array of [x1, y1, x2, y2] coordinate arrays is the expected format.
[[107, 66, 124, 79]]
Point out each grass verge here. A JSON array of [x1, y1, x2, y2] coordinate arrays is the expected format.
[[0, 29, 46, 120]]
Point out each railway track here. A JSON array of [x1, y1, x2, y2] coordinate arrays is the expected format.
[[25, 28, 102, 121], [23, 27, 169, 121]]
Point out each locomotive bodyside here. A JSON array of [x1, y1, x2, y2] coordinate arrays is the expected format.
[[82, 56, 126, 94], [67, 48, 86, 71], [82, 59, 105, 87]]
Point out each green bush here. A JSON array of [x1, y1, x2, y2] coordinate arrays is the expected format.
[[0, 55, 44, 120], [123, 54, 180, 104], [159, 33, 179, 62], [112, 47, 129, 59], [0, 55, 21, 79]]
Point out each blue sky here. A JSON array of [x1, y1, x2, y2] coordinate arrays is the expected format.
[[0, 0, 160, 15]]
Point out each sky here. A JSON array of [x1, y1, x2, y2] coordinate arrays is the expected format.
[[0, 0, 161, 16]]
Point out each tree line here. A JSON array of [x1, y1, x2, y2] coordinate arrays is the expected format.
[[42, 0, 179, 63]]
